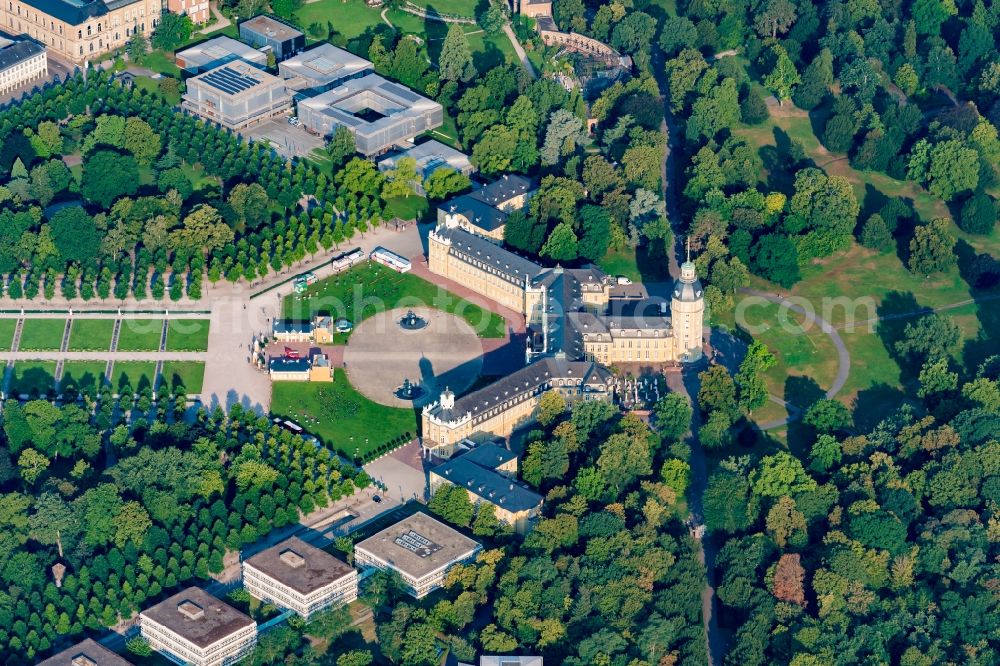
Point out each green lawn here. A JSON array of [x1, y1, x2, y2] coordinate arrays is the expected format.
[[295, 0, 384, 40], [386, 195, 429, 222], [18, 319, 67, 351], [68, 319, 115, 351], [598, 249, 642, 283], [133, 76, 182, 106], [180, 161, 221, 191], [271, 370, 417, 458], [136, 50, 182, 76], [165, 319, 211, 352], [10, 362, 56, 396], [117, 319, 164, 351], [161, 361, 206, 394], [282, 262, 507, 338], [61, 361, 109, 395], [404, 0, 478, 17], [111, 362, 158, 392], [0, 319, 16, 351]]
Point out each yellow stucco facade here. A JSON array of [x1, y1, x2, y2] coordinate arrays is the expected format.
[[2, 0, 161, 62]]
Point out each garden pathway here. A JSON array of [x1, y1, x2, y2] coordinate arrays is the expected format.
[[503, 24, 538, 79]]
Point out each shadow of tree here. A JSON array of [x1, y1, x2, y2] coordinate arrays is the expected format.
[[784, 375, 824, 448], [852, 382, 911, 432], [875, 290, 922, 379]]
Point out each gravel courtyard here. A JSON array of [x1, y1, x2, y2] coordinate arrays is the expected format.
[[342, 306, 483, 408]]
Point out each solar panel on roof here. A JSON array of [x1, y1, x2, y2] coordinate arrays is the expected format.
[[202, 66, 263, 95]]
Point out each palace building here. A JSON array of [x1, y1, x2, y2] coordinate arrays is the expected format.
[[421, 213, 704, 457], [2, 0, 161, 62]]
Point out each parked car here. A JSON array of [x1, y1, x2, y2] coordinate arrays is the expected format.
[[616, 275, 633, 285], [372, 495, 382, 503]]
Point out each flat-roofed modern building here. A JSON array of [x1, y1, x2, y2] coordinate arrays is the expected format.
[[0, 36, 46, 95], [175, 35, 266, 73], [480, 658, 543, 666], [239, 15, 303, 60], [278, 42, 372, 94], [354, 512, 480, 598], [182, 61, 291, 130], [139, 587, 256, 666], [298, 73, 443, 156], [378, 139, 473, 195], [37, 639, 134, 666], [1, 0, 160, 62], [243, 536, 358, 618]]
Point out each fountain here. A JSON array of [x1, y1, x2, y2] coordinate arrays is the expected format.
[[394, 378, 425, 400], [399, 309, 427, 330]]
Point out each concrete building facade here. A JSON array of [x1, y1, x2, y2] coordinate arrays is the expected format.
[[139, 587, 256, 666], [297, 73, 443, 156], [0, 35, 46, 94], [239, 15, 303, 60], [175, 35, 266, 73], [354, 512, 480, 598], [182, 61, 291, 129], [1, 0, 160, 62], [243, 537, 358, 619], [278, 41, 372, 94]]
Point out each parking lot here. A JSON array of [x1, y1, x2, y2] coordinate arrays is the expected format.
[[242, 117, 326, 158]]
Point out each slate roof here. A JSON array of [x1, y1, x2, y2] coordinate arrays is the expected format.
[[427, 357, 611, 425], [441, 194, 508, 232], [273, 320, 312, 335], [459, 443, 516, 470], [432, 457, 542, 512], [140, 587, 254, 649], [433, 226, 543, 285], [19, 0, 111, 25], [269, 357, 310, 373], [244, 537, 355, 595], [471, 174, 532, 207], [0, 40, 44, 73]]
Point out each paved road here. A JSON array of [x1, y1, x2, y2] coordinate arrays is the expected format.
[[503, 24, 538, 79], [739, 288, 851, 429]]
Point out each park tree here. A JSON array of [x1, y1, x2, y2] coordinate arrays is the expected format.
[[894, 313, 962, 363], [908, 217, 955, 274], [788, 168, 860, 239], [751, 451, 816, 497], [803, 399, 852, 435], [958, 192, 997, 234], [860, 213, 893, 250], [610, 12, 657, 55], [736, 341, 776, 415], [381, 156, 419, 200], [764, 45, 800, 104], [537, 391, 567, 427], [909, 139, 979, 201], [227, 183, 269, 228], [751, 234, 800, 287], [439, 25, 476, 82], [687, 78, 740, 141], [326, 126, 356, 167], [658, 16, 698, 56], [740, 87, 770, 124], [793, 49, 833, 110], [577, 205, 611, 262], [697, 364, 739, 419], [423, 167, 470, 200], [151, 12, 193, 51], [123, 117, 161, 165], [49, 206, 101, 268], [654, 393, 692, 443], [808, 434, 842, 473], [18, 449, 49, 485], [428, 485, 474, 527], [171, 205, 235, 256], [541, 110, 586, 166], [540, 222, 579, 261], [81, 151, 138, 208], [472, 125, 517, 176]]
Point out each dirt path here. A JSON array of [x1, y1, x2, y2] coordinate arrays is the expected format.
[[503, 23, 538, 79]]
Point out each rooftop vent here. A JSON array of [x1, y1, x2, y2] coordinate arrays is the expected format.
[[177, 600, 205, 620], [279, 549, 306, 568], [71, 656, 97, 666]]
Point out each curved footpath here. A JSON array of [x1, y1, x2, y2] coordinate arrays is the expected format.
[[739, 288, 852, 430]]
